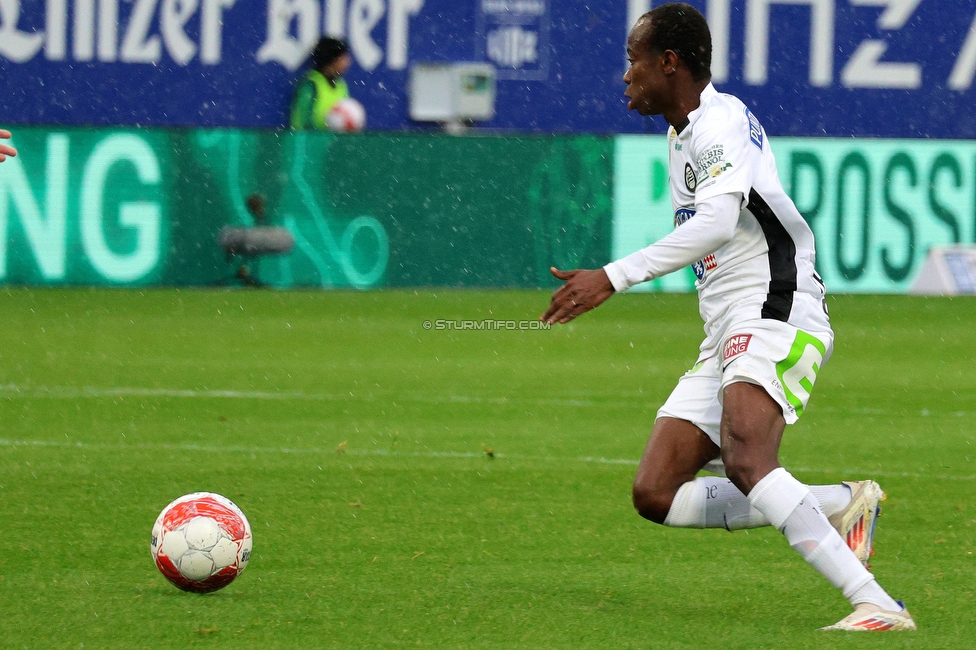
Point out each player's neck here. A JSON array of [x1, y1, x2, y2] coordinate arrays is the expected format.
[[664, 80, 709, 130]]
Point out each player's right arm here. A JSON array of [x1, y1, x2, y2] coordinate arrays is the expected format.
[[0, 129, 17, 162]]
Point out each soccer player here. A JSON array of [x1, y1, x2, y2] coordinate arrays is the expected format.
[[541, 3, 915, 632], [0, 129, 16, 162]]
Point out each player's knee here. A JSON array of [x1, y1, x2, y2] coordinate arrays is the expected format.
[[631, 481, 672, 524], [721, 423, 779, 494], [722, 458, 752, 495], [722, 448, 775, 496]]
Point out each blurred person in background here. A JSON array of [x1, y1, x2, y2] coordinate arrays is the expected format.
[[1, 129, 16, 162], [290, 37, 353, 131]]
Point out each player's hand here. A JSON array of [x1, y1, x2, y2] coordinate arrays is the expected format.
[[540, 267, 615, 324], [0, 130, 17, 163]]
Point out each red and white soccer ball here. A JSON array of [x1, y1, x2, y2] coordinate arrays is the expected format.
[[327, 97, 366, 132], [150, 492, 252, 593]]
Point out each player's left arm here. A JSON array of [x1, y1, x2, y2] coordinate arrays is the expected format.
[[602, 110, 757, 293], [540, 266, 616, 325], [541, 109, 757, 325], [0, 129, 17, 162], [542, 189, 743, 325], [690, 105, 757, 207]]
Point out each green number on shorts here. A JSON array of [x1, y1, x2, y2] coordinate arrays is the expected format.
[[775, 330, 827, 418]]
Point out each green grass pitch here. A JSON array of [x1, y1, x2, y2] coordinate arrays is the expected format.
[[1, 288, 973, 648]]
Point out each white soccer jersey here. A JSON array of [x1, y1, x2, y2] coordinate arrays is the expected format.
[[605, 83, 830, 349]]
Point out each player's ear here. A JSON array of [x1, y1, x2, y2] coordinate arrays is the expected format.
[[661, 49, 679, 75]]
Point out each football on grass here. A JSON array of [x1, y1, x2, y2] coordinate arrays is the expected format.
[[150, 492, 252, 593]]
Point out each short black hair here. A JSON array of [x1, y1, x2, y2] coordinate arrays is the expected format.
[[311, 37, 349, 70], [637, 3, 712, 82]]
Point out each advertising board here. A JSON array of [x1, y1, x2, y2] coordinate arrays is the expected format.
[[3, 1, 975, 136]]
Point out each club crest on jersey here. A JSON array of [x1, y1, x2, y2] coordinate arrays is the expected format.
[[723, 334, 753, 361], [684, 163, 697, 191]]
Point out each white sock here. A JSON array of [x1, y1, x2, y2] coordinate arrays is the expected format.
[[705, 477, 767, 529], [663, 479, 707, 527], [808, 484, 852, 517], [663, 477, 852, 530], [749, 468, 900, 610], [664, 477, 765, 528]]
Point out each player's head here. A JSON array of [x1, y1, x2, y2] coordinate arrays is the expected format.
[[624, 3, 712, 116], [634, 4, 711, 82], [311, 37, 351, 77]]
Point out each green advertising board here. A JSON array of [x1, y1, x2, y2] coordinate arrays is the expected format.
[[613, 135, 976, 294], [4, 128, 973, 293], [0, 130, 172, 285], [0, 128, 613, 288]]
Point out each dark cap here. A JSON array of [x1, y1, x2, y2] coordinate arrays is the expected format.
[[312, 37, 349, 69]]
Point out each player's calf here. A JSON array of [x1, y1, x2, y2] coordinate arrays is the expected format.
[[632, 480, 680, 524]]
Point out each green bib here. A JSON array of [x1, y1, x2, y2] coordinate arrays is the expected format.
[[307, 70, 349, 129]]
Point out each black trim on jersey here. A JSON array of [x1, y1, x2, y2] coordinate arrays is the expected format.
[[748, 189, 797, 322], [674, 117, 690, 135]]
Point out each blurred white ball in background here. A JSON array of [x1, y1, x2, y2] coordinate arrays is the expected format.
[[327, 98, 366, 132]]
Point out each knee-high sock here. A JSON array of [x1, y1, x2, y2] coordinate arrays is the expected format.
[[663, 476, 851, 530], [748, 468, 900, 610]]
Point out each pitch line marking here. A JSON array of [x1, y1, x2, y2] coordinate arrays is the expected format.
[[1, 438, 973, 482], [0, 384, 634, 409], [1, 384, 970, 418]]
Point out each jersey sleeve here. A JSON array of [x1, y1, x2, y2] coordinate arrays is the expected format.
[[603, 192, 742, 291], [689, 103, 757, 204], [289, 80, 317, 130]]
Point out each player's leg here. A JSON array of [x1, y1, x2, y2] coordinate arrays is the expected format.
[[713, 321, 884, 564], [633, 353, 737, 525], [632, 416, 719, 524], [640, 353, 857, 531], [661, 470, 861, 531], [722, 381, 913, 630]]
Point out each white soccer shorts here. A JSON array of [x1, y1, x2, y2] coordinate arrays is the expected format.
[[657, 319, 834, 448]]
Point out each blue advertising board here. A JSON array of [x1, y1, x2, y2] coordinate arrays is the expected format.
[[2, 0, 976, 136]]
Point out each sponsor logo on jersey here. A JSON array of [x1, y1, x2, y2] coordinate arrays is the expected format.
[[723, 334, 752, 361], [709, 162, 732, 177], [675, 143, 682, 151], [674, 207, 696, 226], [745, 107, 764, 151], [696, 145, 725, 176], [684, 163, 697, 191], [692, 253, 718, 281]]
